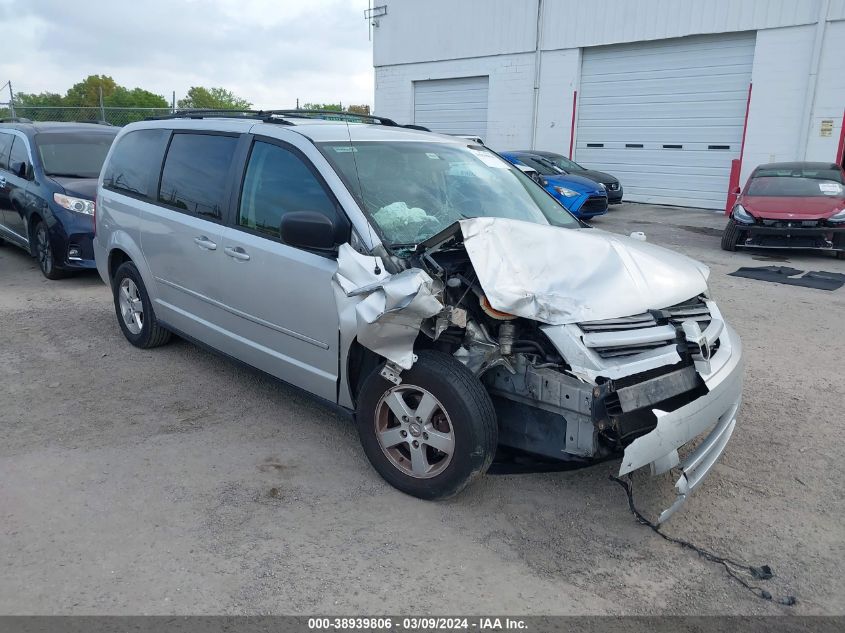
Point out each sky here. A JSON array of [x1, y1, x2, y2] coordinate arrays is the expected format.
[[0, 0, 375, 109]]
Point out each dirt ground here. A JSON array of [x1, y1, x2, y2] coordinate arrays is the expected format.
[[1, 203, 844, 615]]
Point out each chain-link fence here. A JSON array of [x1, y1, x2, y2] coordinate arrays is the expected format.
[[0, 104, 176, 126]]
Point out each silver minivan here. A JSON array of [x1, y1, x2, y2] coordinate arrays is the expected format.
[[94, 111, 743, 522]]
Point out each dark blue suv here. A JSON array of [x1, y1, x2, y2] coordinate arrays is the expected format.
[[0, 121, 118, 279]]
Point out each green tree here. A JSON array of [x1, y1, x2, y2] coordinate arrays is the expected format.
[[13, 92, 65, 107], [301, 102, 343, 111], [107, 87, 168, 108], [177, 87, 251, 110], [64, 75, 118, 107]]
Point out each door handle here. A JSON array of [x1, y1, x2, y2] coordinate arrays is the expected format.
[[224, 246, 250, 261], [193, 236, 217, 250]]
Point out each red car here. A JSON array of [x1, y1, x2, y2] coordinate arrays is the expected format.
[[722, 161, 845, 258]]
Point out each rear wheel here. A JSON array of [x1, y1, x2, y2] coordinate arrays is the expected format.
[[112, 261, 172, 348], [356, 350, 497, 500], [34, 221, 66, 279], [721, 219, 741, 252]]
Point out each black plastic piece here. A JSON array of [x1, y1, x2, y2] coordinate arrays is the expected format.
[[279, 211, 343, 251], [729, 266, 845, 291]]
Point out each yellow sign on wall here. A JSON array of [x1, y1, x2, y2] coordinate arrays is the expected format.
[[820, 119, 834, 137]]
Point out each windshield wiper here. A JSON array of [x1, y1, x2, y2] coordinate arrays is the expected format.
[[47, 172, 92, 179]]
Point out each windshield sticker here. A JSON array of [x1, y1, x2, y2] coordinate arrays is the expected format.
[[332, 146, 358, 153], [425, 152, 440, 160], [819, 182, 843, 195], [468, 148, 508, 168]]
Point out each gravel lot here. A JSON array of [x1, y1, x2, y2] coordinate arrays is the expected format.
[[1, 203, 844, 615]]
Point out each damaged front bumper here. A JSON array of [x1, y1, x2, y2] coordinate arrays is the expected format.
[[619, 325, 742, 522]]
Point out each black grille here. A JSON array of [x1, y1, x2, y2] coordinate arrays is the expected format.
[[580, 296, 714, 360], [581, 196, 608, 214], [761, 219, 820, 228]]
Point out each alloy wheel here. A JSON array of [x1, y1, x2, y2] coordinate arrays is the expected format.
[[118, 278, 144, 335], [36, 225, 52, 275], [374, 384, 455, 479]]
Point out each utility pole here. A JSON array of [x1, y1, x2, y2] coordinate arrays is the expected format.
[[296, 98, 299, 109], [5, 80, 16, 118], [99, 86, 106, 122], [172, 91, 176, 113]]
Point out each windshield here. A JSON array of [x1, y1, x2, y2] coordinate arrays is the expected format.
[[746, 168, 844, 197], [515, 155, 564, 177], [36, 132, 117, 179], [545, 154, 584, 172], [318, 141, 580, 246]]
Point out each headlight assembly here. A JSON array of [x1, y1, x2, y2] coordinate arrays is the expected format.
[[54, 193, 95, 216], [827, 209, 845, 224], [553, 186, 579, 198], [732, 203, 755, 224]]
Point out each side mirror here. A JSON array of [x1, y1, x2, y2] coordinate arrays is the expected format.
[[280, 211, 346, 251], [10, 161, 27, 179], [733, 186, 741, 195]]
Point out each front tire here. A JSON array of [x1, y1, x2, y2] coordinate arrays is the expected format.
[[356, 350, 497, 500], [721, 219, 740, 251], [34, 221, 66, 279], [112, 261, 172, 348]]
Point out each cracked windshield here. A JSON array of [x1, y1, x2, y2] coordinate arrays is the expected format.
[[319, 141, 579, 246]]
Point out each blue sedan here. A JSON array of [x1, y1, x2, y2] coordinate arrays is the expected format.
[[501, 151, 608, 219]]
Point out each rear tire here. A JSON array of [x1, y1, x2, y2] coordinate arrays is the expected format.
[[356, 350, 497, 500], [112, 261, 172, 349], [721, 219, 740, 252]]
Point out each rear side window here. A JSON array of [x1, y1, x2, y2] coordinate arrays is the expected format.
[[159, 133, 238, 220], [103, 129, 170, 199], [0, 133, 12, 170], [238, 141, 338, 237]]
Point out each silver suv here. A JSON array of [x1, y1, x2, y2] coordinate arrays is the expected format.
[[94, 111, 743, 522]]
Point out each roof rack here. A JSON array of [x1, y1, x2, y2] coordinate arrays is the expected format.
[[145, 108, 429, 130], [261, 109, 400, 126], [145, 109, 293, 124]]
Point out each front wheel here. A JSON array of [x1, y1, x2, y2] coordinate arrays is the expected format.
[[356, 350, 497, 500], [721, 219, 741, 251], [34, 221, 66, 279]]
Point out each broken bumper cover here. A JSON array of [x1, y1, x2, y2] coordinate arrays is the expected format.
[[619, 324, 743, 523]]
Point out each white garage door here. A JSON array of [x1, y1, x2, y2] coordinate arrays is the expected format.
[[576, 33, 755, 209], [414, 76, 489, 138]]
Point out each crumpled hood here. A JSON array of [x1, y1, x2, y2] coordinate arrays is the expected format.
[[459, 218, 709, 324]]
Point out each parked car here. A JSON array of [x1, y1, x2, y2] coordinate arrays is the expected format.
[[517, 150, 623, 204], [722, 162, 845, 258], [95, 112, 742, 522], [500, 151, 608, 219], [0, 120, 118, 278]]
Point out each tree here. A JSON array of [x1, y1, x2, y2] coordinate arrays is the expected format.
[[302, 102, 343, 111], [347, 104, 371, 115], [108, 87, 168, 108], [13, 92, 65, 107], [64, 75, 118, 107], [177, 87, 251, 110]]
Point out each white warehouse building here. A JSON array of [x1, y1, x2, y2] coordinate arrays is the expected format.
[[371, 0, 845, 209]]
